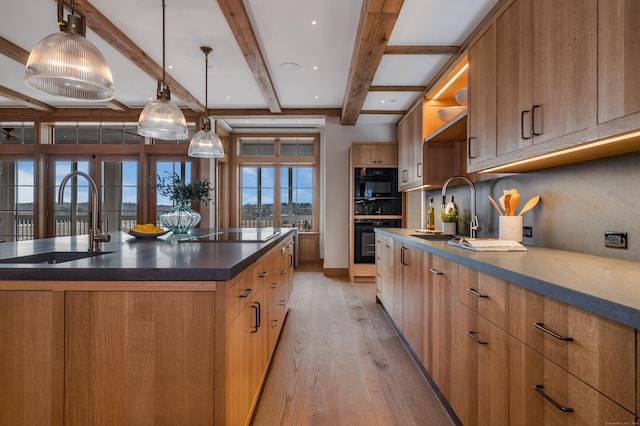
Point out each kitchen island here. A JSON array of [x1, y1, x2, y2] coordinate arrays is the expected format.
[[0, 228, 296, 426]]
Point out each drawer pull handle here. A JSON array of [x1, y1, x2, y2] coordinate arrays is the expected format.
[[533, 385, 574, 412], [467, 288, 488, 298], [239, 288, 253, 298], [271, 282, 279, 289], [467, 331, 487, 345], [272, 319, 279, 327], [429, 268, 443, 275], [533, 322, 574, 341], [258, 271, 268, 278], [280, 269, 287, 274]]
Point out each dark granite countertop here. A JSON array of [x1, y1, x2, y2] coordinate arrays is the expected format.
[[0, 228, 296, 282], [377, 228, 640, 330]]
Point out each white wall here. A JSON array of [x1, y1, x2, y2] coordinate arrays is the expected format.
[[321, 117, 395, 269]]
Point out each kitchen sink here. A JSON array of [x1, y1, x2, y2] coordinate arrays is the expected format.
[[410, 234, 455, 241], [0, 251, 111, 264]]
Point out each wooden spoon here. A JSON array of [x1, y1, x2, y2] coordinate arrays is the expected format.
[[498, 194, 506, 212], [509, 193, 521, 216], [518, 196, 540, 216], [488, 196, 503, 215], [504, 194, 512, 216]]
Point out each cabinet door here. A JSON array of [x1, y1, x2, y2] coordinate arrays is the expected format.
[[467, 24, 497, 168], [397, 116, 414, 190], [496, 0, 533, 155], [375, 234, 394, 306], [0, 291, 57, 426], [428, 255, 458, 400], [411, 107, 424, 185], [509, 337, 636, 425], [228, 285, 268, 426], [598, 0, 640, 125], [376, 143, 398, 166], [531, 0, 597, 144], [451, 303, 508, 426], [400, 244, 423, 361]]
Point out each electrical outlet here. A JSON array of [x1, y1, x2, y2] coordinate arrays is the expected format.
[[523, 226, 533, 238], [605, 232, 627, 249]]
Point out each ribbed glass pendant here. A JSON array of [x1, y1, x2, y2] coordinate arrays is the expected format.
[[137, 82, 188, 140], [25, 15, 114, 101], [188, 118, 224, 158]]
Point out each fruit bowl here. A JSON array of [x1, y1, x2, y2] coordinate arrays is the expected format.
[[122, 226, 170, 238]]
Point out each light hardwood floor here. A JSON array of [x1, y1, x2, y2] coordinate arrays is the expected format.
[[252, 264, 456, 426]]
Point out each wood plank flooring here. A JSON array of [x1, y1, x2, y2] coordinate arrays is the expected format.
[[252, 265, 455, 426]]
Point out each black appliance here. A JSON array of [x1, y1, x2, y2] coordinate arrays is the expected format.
[[354, 168, 401, 216], [354, 219, 401, 264]]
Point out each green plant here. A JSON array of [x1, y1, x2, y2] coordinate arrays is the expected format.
[[150, 172, 213, 207], [440, 209, 459, 223]]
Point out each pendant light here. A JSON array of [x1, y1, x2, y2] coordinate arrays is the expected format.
[[137, 0, 188, 140], [188, 46, 224, 158], [24, 0, 114, 101]]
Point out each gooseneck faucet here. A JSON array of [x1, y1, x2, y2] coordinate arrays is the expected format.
[[441, 176, 479, 238], [57, 171, 111, 252]]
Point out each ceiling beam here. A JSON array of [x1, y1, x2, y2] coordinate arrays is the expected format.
[[0, 35, 130, 112], [0, 85, 57, 112], [217, 0, 282, 114], [341, 0, 404, 126], [71, 0, 203, 113], [384, 45, 459, 54], [369, 85, 425, 92]]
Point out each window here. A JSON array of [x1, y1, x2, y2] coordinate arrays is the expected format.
[[237, 134, 318, 231], [154, 161, 193, 224], [0, 160, 35, 241]]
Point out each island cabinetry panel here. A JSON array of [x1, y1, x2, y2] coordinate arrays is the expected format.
[[391, 242, 423, 358], [509, 284, 636, 413], [457, 268, 508, 330], [375, 233, 393, 307], [64, 291, 216, 426], [0, 291, 61, 426], [509, 336, 636, 425]]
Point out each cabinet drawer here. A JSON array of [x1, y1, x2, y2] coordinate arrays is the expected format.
[[458, 266, 508, 330], [509, 337, 635, 425], [509, 285, 636, 412]]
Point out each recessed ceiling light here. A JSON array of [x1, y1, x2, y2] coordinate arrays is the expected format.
[[226, 96, 231, 100], [314, 96, 319, 100], [311, 20, 317, 25], [280, 62, 301, 72], [381, 100, 385, 104], [313, 66, 318, 70], [168, 65, 173, 69]]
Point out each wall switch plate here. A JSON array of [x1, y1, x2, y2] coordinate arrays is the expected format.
[[605, 232, 627, 249], [523, 226, 533, 238]]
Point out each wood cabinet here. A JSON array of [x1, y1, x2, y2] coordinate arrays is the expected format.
[[397, 106, 422, 191], [597, 0, 640, 129], [351, 142, 397, 166], [509, 284, 636, 413], [392, 242, 423, 356], [467, 24, 497, 167], [375, 233, 393, 306], [509, 336, 636, 425]]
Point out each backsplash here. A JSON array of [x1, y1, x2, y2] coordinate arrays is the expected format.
[[412, 151, 640, 262]]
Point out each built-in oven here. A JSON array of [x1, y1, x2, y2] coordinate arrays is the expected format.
[[354, 219, 401, 264]]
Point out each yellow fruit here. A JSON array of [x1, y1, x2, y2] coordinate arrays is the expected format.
[[133, 223, 163, 233]]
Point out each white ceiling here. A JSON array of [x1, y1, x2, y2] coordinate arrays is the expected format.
[[0, 0, 497, 130]]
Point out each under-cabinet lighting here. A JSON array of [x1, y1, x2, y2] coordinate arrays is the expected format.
[[431, 63, 469, 101], [479, 130, 640, 173], [402, 184, 432, 193]]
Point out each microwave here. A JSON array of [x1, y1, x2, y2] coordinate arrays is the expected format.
[[354, 167, 398, 197]]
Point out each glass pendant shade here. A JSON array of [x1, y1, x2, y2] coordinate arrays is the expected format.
[[137, 81, 188, 140], [188, 118, 224, 158], [25, 15, 115, 101]]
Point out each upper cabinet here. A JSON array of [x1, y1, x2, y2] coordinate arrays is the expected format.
[[398, 59, 468, 191], [351, 142, 397, 167], [467, 0, 640, 173]]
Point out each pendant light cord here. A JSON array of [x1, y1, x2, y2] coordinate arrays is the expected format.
[[162, 0, 166, 84]]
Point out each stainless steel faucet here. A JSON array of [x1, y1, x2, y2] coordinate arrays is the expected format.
[[57, 171, 111, 252], [441, 176, 479, 238]]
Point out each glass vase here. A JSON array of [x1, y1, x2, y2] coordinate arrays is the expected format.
[[160, 205, 201, 234]]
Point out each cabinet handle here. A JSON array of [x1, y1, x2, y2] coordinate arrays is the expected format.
[[251, 302, 260, 333], [402, 169, 408, 183], [532, 104, 542, 136], [521, 109, 532, 140], [400, 247, 408, 265], [429, 268, 443, 275], [271, 282, 279, 289], [289, 254, 294, 268], [467, 331, 488, 345], [467, 137, 477, 159], [467, 288, 488, 298], [416, 162, 422, 178], [280, 269, 287, 274], [272, 319, 279, 328], [533, 385, 574, 412], [533, 322, 573, 341], [280, 299, 286, 306], [239, 288, 253, 298], [258, 271, 268, 278]]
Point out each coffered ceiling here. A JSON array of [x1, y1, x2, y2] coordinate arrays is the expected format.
[[0, 0, 499, 130]]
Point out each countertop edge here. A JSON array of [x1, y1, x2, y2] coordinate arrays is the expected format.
[[376, 228, 640, 330]]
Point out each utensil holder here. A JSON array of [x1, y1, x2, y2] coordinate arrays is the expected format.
[[499, 216, 523, 242]]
